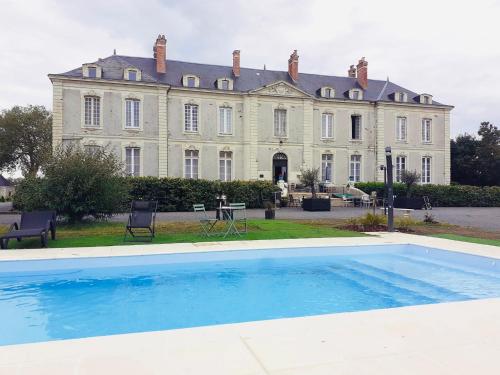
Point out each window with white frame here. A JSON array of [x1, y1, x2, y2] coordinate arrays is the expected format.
[[323, 87, 334, 98], [349, 155, 361, 182], [84, 145, 101, 154], [84, 96, 100, 127], [397, 92, 406, 102], [221, 79, 229, 90], [396, 116, 407, 141], [321, 113, 334, 139], [421, 157, 431, 184], [125, 99, 140, 129], [125, 147, 140, 177], [321, 154, 333, 182], [351, 90, 361, 100], [219, 106, 232, 134], [187, 76, 196, 87], [395, 156, 407, 182], [184, 104, 199, 132], [274, 109, 287, 137], [184, 150, 199, 179], [88, 67, 97, 78], [422, 119, 432, 143], [219, 151, 232, 181], [351, 115, 362, 140], [128, 70, 137, 81]]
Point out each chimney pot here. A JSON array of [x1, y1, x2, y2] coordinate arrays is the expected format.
[[288, 50, 299, 82], [153, 34, 167, 74], [348, 65, 356, 78], [356, 57, 368, 89], [232, 50, 240, 77]]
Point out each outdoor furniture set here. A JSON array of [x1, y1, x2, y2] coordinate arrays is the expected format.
[[193, 203, 247, 238]]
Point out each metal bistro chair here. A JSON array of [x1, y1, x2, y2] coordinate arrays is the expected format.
[[423, 196, 432, 210], [193, 204, 218, 236], [342, 195, 354, 207], [228, 203, 247, 234], [361, 194, 372, 208], [124, 200, 158, 242]]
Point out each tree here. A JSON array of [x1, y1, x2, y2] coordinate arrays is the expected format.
[[401, 170, 421, 197], [0, 105, 52, 177], [299, 167, 320, 198], [14, 145, 130, 222], [477, 122, 500, 186]]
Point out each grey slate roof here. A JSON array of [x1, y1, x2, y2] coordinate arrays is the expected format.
[[57, 55, 448, 106], [0, 175, 11, 187]]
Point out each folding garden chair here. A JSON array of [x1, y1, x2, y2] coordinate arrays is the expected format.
[[229, 203, 247, 234], [124, 200, 158, 242], [193, 204, 218, 236]]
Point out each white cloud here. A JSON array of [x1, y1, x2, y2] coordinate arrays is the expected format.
[[0, 0, 499, 136]]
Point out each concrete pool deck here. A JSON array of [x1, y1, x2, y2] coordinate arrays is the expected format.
[[0, 233, 499, 374]]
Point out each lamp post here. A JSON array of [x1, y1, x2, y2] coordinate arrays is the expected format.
[[379, 165, 387, 215], [385, 147, 394, 232]]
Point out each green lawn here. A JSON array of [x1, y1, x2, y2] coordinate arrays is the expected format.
[[431, 233, 500, 247], [1, 219, 365, 249]]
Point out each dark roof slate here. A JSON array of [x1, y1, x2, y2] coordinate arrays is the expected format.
[[0, 175, 11, 187], [57, 55, 447, 106]]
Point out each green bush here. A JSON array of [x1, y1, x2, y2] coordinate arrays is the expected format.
[[14, 146, 130, 222], [129, 177, 278, 211], [355, 182, 500, 207]]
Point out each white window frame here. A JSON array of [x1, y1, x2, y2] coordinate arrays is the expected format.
[[422, 118, 432, 143], [219, 106, 233, 135], [349, 155, 361, 182], [84, 144, 101, 154], [184, 149, 199, 179], [421, 157, 431, 184], [395, 156, 407, 183], [350, 89, 363, 100], [125, 98, 140, 129], [84, 96, 101, 127], [351, 115, 362, 140], [321, 153, 333, 182], [321, 113, 334, 139], [184, 104, 199, 132], [125, 147, 141, 177], [219, 151, 232, 181], [274, 109, 287, 137], [396, 116, 407, 142]]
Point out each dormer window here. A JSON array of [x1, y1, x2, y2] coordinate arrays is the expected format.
[[183, 75, 200, 88], [216, 77, 234, 90], [124, 68, 141, 81], [349, 89, 363, 100], [82, 64, 102, 79], [419, 94, 433, 105], [321, 87, 335, 99], [395, 92, 407, 102]]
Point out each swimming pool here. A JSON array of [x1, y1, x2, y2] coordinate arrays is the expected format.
[[1, 244, 499, 346]]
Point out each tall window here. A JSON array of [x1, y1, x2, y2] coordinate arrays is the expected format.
[[184, 104, 199, 132], [187, 77, 196, 88], [422, 119, 432, 143], [185, 150, 199, 179], [396, 156, 407, 182], [349, 155, 361, 182], [219, 107, 232, 134], [351, 115, 361, 140], [221, 79, 229, 90], [351, 90, 361, 100], [125, 147, 140, 177], [321, 154, 333, 182], [321, 113, 334, 138], [396, 116, 407, 141], [125, 99, 140, 128], [219, 151, 232, 181], [324, 88, 333, 98], [421, 157, 431, 184], [398, 92, 405, 102], [84, 96, 100, 127], [274, 109, 287, 137], [128, 70, 137, 81], [88, 67, 97, 78]]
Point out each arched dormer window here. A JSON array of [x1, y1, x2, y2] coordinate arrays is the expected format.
[[394, 92, 407, 102], [320, 87, 335, 99], [183, 75, 200, 88], [124, 68, 141, 81], [419, 94, 433, 105], [82, 64, 102, 79], [349, 89, 363, 100], [217, 77, 233, 90]]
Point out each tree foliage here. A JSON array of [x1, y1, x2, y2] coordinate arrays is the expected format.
[[400, 170, 421, 197], [0, 105, 52, 177], [451, 122, 500, 186], [299, 167, 320, 198]]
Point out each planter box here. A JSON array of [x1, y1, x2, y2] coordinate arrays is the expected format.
[[394, 197, 424, 210], [302, 198, 331, 211], [265, 210, 275, 219]]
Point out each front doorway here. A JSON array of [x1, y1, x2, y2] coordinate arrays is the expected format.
[[272, 152, 288, 183]]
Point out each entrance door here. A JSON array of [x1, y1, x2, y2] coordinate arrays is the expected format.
[[272, 152, 288, 183]]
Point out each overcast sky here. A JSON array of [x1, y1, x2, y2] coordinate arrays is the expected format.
[[1, 0, 499, 137]]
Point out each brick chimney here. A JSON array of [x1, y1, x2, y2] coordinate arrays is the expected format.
[[288, 50, 299, 82], [232, 50, 240, 77], [356, 57, 368, 89], [348, 65, 356, 78], [153, 35, 167, 74]]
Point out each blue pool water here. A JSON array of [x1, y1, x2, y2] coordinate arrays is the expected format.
[[1, 244, 499, 346]]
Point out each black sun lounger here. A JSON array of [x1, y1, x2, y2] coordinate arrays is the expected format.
[[0, 211, 56, 249]]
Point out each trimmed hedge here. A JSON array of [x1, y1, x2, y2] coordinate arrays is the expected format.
[[129, 177, 279, 211], [355, 182, 500, 207]]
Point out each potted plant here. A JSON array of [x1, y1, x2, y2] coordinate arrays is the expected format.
[[299, 167, 331, 211], [394, 170, 424, 209], [264, 200, 275, 219]]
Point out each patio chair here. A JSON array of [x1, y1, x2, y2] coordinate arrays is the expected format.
[[124, 200, 158, 242], [0, 211, 56, 249], [342, 195, 354, 207], [193, 204, 218, 236], [288, 194, 300, 208], [229, 203, 247, 234], [361, 194, 372, 208]]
